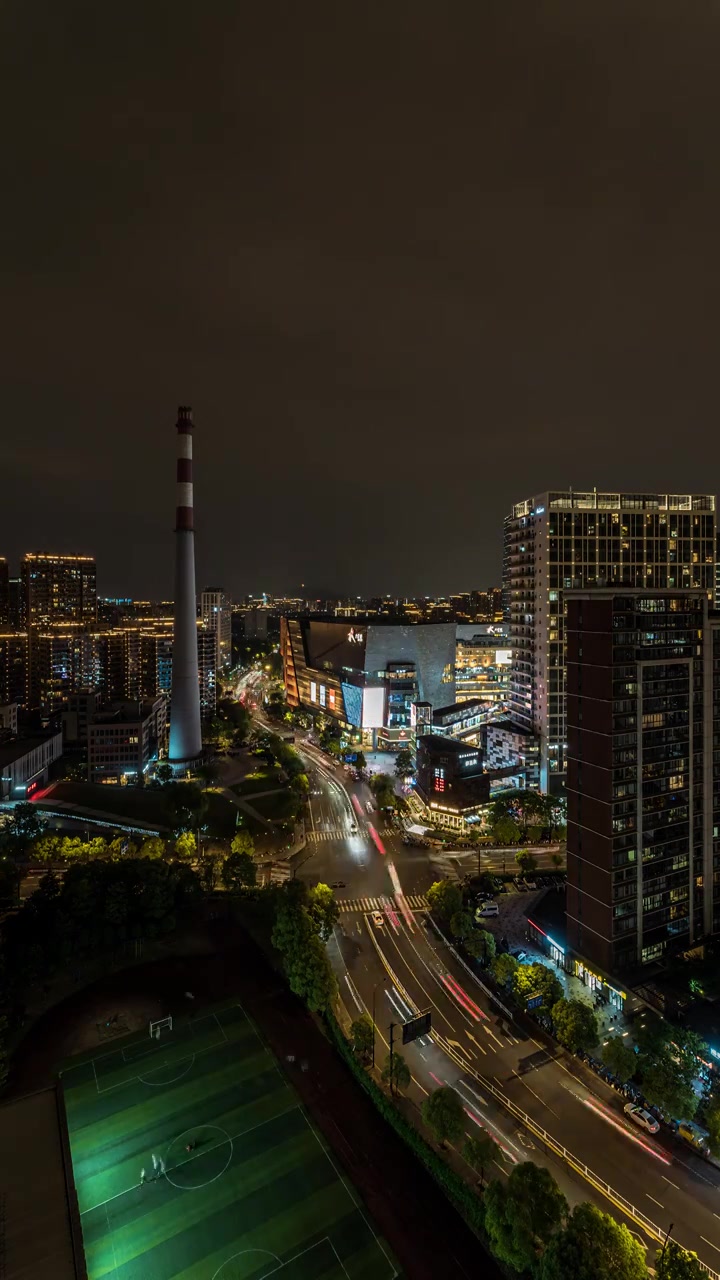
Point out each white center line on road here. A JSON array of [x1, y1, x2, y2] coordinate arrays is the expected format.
[[701, 1237, 720, 1255], [662, 1176, 680, 1191], [645, 1194, 664, 1209]]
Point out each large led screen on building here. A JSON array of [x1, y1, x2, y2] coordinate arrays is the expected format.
[[304, 621, 367, 673], [362, 686, 385, 729], [342, 682, 363, 727]]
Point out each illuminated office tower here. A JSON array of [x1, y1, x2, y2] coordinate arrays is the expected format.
[[503, 491, 716, 792]]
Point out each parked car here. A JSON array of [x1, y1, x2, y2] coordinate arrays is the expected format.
[[677, 1121, 709, 1151], [476, 903, 500, 919], [624, 1103, 660, 1135], [510, 948, 527, 962], [371, 912, 385, 928], [330, 881, 346, 889]]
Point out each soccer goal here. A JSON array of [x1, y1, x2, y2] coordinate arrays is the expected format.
[[149, 1016, 173, 1040]]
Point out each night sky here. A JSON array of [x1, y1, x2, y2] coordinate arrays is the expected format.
[[3, 3, 720, 599]]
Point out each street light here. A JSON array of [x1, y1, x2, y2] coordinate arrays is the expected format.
[[371, 976, 388, 1070], [658, 1222, 674, 1269]]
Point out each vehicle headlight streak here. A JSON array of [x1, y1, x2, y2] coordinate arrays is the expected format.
[[581, 1095, 672, 1165]]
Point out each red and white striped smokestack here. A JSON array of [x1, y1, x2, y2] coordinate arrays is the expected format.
[[169, 405, 202, 765], [175, 405, 194, 532]]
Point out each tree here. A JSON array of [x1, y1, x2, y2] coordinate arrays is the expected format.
[[512, 961, 563, 1011], [231, 830, 255, 858], [656, 1240, 708, 1280], [381, 1051, 411, 1094], [350, 1013, 374, 1064], [271, 902, 337, 1012], [426, 879, 463, 923], [221, 850, 257, 891], [449, 910, 473, 941], [138, 836, 166, 860], [602, 1036, 637, 1084], [369, 772, 396, 810], [0, 803, 48, 858], [539, 1202, 646, 1280], [174, 831, 197, 860], [491, 953, 519, 987], [551, 999, 599, 1055], [515, 848, 538, 875], [484, 1162, 568, 1273], [155, 762, 174, 784], [32, 834, 62, 862], [354, 750, 366, 772], [491, 815, 520, 846], [465, 928, 496, 964], [306, 883, 339, 941], [641, 1055, 698, 1121], [196, 759, 221, 787], [422, 1085, 465, 1148], [394, 748, 414, 780], [162, 782, 207, 834], [198, 849, 224, 892], [550, 852, 564, 871], [463, 1130, 495, 1185]]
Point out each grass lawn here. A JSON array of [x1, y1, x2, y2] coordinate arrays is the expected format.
[[61, 1001, 397, 1280], [231, 767, 282, 798], [249, 791, 299, 823], [46, 783, 172, 825], [43, 782, 238, 840]]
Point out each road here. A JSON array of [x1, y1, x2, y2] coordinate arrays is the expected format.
[[299, 746, 720, 1275]]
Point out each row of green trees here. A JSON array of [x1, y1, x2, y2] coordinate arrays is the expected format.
[[487, 788, 567, 844]]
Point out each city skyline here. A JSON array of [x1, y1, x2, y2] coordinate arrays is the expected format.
[[5, 6, 720, 596]]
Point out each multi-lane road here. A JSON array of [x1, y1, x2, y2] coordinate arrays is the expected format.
[[297, 746, 720, 1275]]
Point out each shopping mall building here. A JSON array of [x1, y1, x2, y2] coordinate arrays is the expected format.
[[281, 617, 456, 749]]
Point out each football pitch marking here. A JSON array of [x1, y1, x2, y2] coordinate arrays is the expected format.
[[86, 1009, 244, 1094], [301, 1113, 399, 1279], [163, 1124, 233, 1190], [79, 1104, 300, 1216], [210, 1238, 348, 1280]]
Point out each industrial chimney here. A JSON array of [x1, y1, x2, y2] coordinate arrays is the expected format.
[[168, 406, 202, 766]]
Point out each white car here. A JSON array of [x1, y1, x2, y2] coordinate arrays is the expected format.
[[624, 1103, 659, 1135], [371, 912, 385, 928], [366, 800, 374, 813], [476, 903, 500, 918]]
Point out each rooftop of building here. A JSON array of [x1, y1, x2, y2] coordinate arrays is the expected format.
[[0, 731, 62, 766], [91, 699, 164, 726], [418, 733, 480, 757], [433, 698, 487, 719], [511, 491, 715, 519]]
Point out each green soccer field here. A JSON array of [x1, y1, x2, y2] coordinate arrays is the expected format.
[[61, 1001, 398, 1280]]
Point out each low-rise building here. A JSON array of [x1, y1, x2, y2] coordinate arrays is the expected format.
[[415, 734, 490, 830], [88, 697, 167, 784], [0, 730, 63, 801]]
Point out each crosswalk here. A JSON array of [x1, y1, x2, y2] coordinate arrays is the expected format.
[[308, 826, 395, 842], [337, 893, 428, 914], [428, 853, 462, 882]]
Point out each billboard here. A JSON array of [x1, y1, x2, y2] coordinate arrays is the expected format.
[[402, 1011, 432, 1044], [304, 621, 367, 673], [362, 686, 385, 729]]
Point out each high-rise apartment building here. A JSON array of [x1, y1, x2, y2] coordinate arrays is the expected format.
[[565, 589, 720, 974], [21, 553, 97, 626], [504, 492, 716, 792], [0, 559, 9, 626], [0, 633, 28, 707], [200, 587, 231, 672]]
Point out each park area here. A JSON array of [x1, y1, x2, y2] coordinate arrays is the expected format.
[[60, 999, 397, 1280]]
